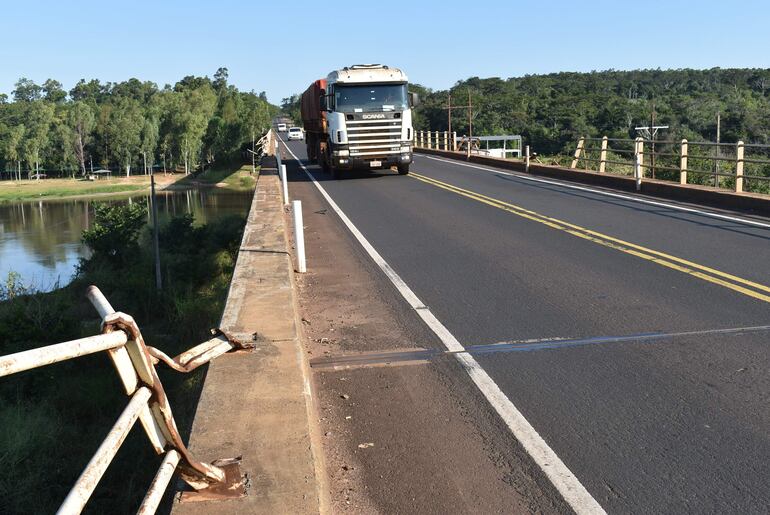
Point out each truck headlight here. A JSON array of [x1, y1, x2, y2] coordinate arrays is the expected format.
[[400, 146, 411, 153], [335, 149, 350, 157]]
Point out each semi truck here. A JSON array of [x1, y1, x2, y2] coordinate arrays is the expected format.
[[300, 64, 418, 177]]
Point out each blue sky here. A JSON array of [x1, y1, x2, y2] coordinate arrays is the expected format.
[[1, 0, 769, 104]]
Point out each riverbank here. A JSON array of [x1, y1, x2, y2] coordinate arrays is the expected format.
[[0, 200, 248, 513], [0, 164, 257, 203]]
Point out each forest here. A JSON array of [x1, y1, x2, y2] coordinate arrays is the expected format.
[[0, 68, 277, 179], [409, 68, 770, 155]]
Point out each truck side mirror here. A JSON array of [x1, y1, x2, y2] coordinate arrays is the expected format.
[[408, 92, 420, 107]]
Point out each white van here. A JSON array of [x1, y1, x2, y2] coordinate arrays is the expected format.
[[277, 123, 287, 132]]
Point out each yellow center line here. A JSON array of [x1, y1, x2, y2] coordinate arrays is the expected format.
[[410, 172, 770, 304]]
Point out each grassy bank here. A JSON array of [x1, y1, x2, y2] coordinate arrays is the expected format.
[[178, 163, 257, 191], [0, 162, 257, 202], [0, 201, 246, 513]]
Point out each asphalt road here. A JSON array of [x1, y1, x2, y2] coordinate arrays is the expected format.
[[281, 138, 770, 513]]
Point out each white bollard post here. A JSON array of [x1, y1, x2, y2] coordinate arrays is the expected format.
[[634, 152, 642, 191], [292, 200, 306, 273], [280, 164, 289, 205], [525, 145, 530, 173]]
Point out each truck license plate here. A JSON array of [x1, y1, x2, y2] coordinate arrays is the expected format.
[[370, 160, 381, 168]]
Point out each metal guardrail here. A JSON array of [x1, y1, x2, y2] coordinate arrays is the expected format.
[[0, 286, 254, 514], [414, 130, 523, 158], [573, 136, 770, 194]]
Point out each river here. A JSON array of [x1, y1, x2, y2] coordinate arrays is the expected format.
[[0, 187, 253, 291]]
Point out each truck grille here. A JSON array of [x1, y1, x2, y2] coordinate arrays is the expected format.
[[346, 119, 403, 157]]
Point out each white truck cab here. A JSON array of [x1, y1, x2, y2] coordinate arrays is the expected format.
[[324, 64, 416, 175]]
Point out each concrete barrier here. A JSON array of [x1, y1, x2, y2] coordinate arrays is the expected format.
[[416, 148, 770, 216]]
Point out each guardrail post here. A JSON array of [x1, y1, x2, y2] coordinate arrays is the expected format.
[[634, 149, 643, 191], [292, 200, 306, 273], [435, 131, 439, 151], [599, 136, 608, 173], [680, 139, 688, 184], [525, 145, 530, 173], [452, 131, 457, 151], [571, 137, 585, 169], [443, 131, 448, 150], [634, 137, 645, 178], [735, 141, 745, 193]]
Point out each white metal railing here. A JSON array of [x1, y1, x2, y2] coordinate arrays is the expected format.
[[414, 130, 523, 158], [0, 286, 253, 514], [572, 136, 770, 194]]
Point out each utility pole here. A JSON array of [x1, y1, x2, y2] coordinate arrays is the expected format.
[[441, 91, 472, 154], [252, 131, 256, 175], [150, 174, 162, 291], [447, 92, 452, 139], [650, 102, 655, 178], [468, 89, 473, 160], [635, 97, 667, 181], [714, 111, 721, 187]]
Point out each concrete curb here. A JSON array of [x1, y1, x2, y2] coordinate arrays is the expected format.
[[416, 148, 770, 216], [171, 161, 322, 514]]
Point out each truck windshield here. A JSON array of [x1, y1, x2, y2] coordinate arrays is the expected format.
[[334, 84, 408, 112]]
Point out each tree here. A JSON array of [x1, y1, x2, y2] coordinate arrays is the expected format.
[[43, 79, 67, 103], [13, 78, 43, 102], [68, 102, 95, 176], [108, 97, 143, 176], [173, 85, 217, 174], [140, 116, 159, 174], [22, 101, 55, 179]]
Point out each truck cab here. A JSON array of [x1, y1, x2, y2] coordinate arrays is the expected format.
[[315, 65, 416, 176]]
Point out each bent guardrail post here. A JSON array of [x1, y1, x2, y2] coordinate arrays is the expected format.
[[0, 286, 251, 513], [85, 286, 245, 496]]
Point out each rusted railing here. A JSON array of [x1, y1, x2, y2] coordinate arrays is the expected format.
[[572, 136, 770, 194], [0, 286, 254, 514]]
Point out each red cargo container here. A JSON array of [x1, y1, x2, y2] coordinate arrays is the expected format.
[[300, 79, 327, 163]]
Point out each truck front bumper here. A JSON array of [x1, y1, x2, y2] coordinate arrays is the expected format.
[[334, 153, 412, 170]]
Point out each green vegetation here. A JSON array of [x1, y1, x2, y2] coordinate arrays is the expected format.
[[0, 202, 246, 514], [0, 178, 149, 202], [411, 68, 770, 152], [180, 163, 258, 191], [0, 68, 279, 180]]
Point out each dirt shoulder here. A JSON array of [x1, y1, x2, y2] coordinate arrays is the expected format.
[[286, 163, 569, 514]]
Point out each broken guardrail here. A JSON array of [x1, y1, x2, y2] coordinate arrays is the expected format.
[[0, 285, 255, 514]]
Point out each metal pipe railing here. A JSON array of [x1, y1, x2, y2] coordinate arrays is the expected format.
[[0, 286, 250, 513], [572, 136, 770, 194], [0, 332, 127, 377], [58, 387, 153, 515]]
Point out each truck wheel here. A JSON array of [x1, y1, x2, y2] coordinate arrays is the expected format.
[[306, 143, 316, 163], [397, 164, 410, 175], [332, 166, 342, 179]]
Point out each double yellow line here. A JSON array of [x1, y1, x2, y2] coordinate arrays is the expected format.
[[411, 172, 770, 304]]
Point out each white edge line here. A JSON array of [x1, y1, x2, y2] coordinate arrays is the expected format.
[[281, 142, 606, 515], [418, 154, 770, 230]]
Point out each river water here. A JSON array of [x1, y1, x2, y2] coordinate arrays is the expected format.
[[0, 188, 253, 291]]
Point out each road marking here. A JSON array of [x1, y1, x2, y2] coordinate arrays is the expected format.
[[280, 142, 606, 515], [310, 324, 770, 369], [411, 172, 770, 304], [417, 154, 770, 230]]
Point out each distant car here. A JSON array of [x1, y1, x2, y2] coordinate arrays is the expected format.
[[277, 123, 287, 132], [287, 127, 304, 141]]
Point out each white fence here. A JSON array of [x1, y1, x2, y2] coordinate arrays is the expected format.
[[0, 286, 252, 513], [572, 136, 770, 194]]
